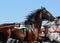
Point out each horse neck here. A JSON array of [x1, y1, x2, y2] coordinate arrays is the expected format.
[[34, 21, 42, 32]]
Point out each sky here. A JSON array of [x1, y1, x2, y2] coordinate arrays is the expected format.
[[0, 0, 60, 24]]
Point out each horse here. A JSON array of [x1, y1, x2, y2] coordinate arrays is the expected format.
[[46, 16, 60, 43], [0, 7, 55, 43], [24, 7, 55, 43], [0, 23, 26, 43]]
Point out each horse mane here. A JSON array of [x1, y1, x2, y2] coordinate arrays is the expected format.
[[26, 9, 41, 20], [0, 23, 15, 26], [24, 9, 42, 25]]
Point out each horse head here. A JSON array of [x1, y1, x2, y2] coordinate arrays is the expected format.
[[39, 7, 55, 22]]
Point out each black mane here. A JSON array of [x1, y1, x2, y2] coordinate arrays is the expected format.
[[0, 23, 20, 27], [25, 9, 41, 24], [0, 23, 15, 26], [26, 9, 41, 20]]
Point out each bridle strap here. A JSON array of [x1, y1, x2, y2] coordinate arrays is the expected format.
[[40, 12, 42, 21]]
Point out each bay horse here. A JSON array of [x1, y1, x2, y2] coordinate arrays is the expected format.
[[0, 23, 26, 43], [0, 7, 55, 43], [24, 7, 55, 43]]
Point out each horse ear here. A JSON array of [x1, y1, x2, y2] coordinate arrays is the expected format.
[[41, 6, 46, 11]]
